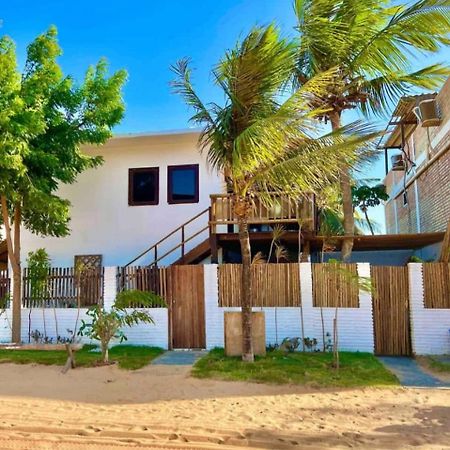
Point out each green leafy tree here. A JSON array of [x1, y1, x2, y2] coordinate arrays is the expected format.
[[172, 25, 377, 361], [78, 290, 164, 363], [317, 184, 374, 236], [26, 248, 51, 340], [293, 0, 450, 260], [352, 184, 389, 235], [0, 27, 126, 343]]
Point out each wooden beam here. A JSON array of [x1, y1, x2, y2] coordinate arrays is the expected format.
[[439, 221, 450, 263]]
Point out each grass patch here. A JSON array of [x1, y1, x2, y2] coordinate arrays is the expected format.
[[0, 345, 163, 370], [192, 348, 399, 387], [420, 356, 450, 373]]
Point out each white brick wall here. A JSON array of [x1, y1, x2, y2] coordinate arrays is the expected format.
[[409, 263, 450, 355], [0, 308, 92, 344], [0, 266, 169, 349], [3, 263, 449, 355], [119, 308, 168, 348], [204, 263, 375, 352]]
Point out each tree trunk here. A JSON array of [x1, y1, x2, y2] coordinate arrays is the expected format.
[[363, 208, 375, 236], [12, 205, 22, 343], [1, 197, 21, 343], [238, 217, 254, 362], [101, 341, 109, 363], [329, 111, 354, 262]]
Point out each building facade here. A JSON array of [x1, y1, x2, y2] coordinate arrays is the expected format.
[[20, 130, 224, 267], [384, 77, 450, 235]]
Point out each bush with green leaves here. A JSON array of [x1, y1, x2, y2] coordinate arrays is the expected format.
[[78, 290, 165, 363]]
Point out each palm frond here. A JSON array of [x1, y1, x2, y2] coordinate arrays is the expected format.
[[361, 64, 450, 116]]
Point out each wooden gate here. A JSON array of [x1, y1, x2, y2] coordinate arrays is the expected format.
[[169, 265, 205, 349], [371, 266, 411, 356]]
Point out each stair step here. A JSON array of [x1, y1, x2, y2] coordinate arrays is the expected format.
[[173, 239, 211, 265]]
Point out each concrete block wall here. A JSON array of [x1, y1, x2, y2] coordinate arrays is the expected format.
[[0, 266, 169, 348], [0, 308, 92, 344], [2, 263, 449, 354], [409, 263, 450, 355], [204, 263, 375, 353]]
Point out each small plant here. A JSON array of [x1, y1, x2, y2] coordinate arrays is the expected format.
[[303, 337, 318, 352], [78, 289, 164, 363], [27, 249, 53, 341], [30, 329, 54, 344], [279, 337, 301, 353], [30, 329, 43, 344], [57, 329, 77, 344], [266, 343, 279, 352], [325, 332, 333, 352]]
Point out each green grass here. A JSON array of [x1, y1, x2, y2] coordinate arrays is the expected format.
[[422, 356, 450, 373], [192, 348, 399, 387], [0, 345, 164, 370]]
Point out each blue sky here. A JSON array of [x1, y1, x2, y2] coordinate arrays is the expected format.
[[1, 1, 449, 232]]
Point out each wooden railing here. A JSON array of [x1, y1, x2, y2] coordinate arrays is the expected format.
[[22, 267, 104, 308], [209, 193, 315, 232], [0, 269, 9, 304], [117, 266, 170, 307], [124, 208, 210, 267]]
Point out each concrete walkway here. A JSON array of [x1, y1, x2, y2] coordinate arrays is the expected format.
[[378, 356, 450, 388], [151, 350, 207, 366]]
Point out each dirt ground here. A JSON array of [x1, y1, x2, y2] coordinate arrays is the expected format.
[[0, 363, 449, 449]]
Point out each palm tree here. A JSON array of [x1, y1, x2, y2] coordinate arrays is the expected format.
[[172, 25, 377, 362], [293, 0, 450, 260]]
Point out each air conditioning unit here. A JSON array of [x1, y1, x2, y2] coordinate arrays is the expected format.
[[391, 154, 405, 171], [413, 98, 441, 127]]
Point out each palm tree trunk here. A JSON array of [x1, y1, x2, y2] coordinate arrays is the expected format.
[[1, 197, 22, 343], [238, 217, 254, 362], [329, 111, 354, 262]]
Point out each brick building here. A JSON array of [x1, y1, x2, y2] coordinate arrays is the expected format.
[[383, 77, 450, 234]]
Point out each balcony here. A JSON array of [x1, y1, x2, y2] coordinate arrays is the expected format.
[[209, 193, 316, 233]]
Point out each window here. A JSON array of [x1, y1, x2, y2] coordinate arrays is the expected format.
[[402, 191, 408, 206], [129, 167, 159, 206], [167, 164, 199, 204]]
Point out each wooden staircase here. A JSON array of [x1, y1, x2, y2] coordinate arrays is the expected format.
[[172, 238, 211, 265], [124, 192, 316, 268], [124, 208, 212, 268]]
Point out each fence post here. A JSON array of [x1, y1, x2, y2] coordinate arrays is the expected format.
[[103, 266, 117, 312], [204, 264, 221, 349], [299, 263, 316, 344], [356, 263, 374, 353], [408, 263, 424, 355]]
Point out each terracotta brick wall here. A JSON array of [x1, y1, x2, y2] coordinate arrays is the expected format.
[[385, 77, 450, 234]]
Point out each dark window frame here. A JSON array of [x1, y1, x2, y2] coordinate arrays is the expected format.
[[402, 190, 408, 206], [167, 164, 200, 204], [128, 167, 159, 206]]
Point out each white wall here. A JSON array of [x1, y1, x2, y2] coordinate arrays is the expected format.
[[0, 266, 169, 348], [409, 263, 450, 355], [204, 263, 375, 353], [0, 308, 168, 348], [20, 131, 224, 267]]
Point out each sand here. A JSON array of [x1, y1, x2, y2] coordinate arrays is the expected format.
[[0, 363, 448, 449]]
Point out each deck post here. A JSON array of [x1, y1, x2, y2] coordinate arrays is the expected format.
[[209, 207, 219, 264]]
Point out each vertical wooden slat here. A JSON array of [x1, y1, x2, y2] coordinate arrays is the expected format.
[[371, 265, 411, 356], [423, 263, 450, 308], [218, 263, 301, 307]]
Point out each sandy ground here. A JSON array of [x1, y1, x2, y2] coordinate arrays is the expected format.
[[0, 363, 449, 449]]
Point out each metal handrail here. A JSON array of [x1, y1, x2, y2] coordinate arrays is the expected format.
[[124, 207, 210, 267]]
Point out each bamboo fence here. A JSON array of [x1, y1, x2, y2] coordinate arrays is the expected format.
[[371, 265, 411, 355], [312, 263, 359, 308], [218, 263, 301, 307], [22, 267, 103, 308], [422, 263, 450, 308]]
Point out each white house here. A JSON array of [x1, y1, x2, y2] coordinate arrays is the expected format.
[[21, 130, 225, 268]]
